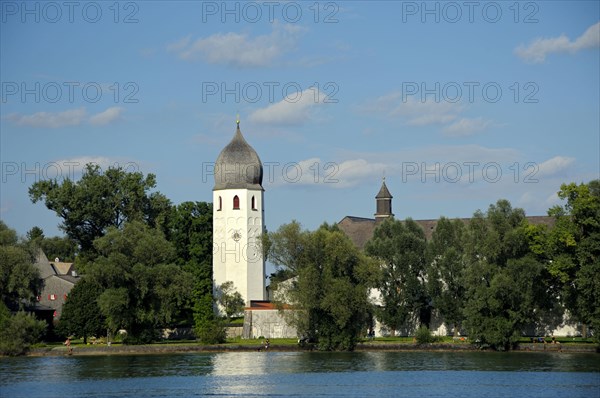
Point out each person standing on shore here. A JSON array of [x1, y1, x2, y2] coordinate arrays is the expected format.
[[64, 337, 73, 355]]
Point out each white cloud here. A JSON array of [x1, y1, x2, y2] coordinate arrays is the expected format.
[[249, 88, 327, 126], [89, 107, 123, 125], [50, 156, 142, 179], [359, 92, 494, 136], [269, 157, 386, 188], [166, 35, 191, 52], [330, 158, 387, 188], [361, 92, 464, 126], [536, 156, 575, 177], [515, 22, 600, 63], [443, 117, 492, 136], [168, 23, 304, 67], [6, 108, 87, 128], [6, 107, 124, 128], [54, 156, 116, 170]]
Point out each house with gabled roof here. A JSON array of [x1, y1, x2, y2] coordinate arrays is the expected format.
[[33, 249, 80, 320]]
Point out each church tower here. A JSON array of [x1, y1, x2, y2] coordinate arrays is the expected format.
[[374, 178, 393, 223], [213, 120, 266, 306]]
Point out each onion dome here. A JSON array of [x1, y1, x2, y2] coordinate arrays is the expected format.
[[214, 122, 263, 190]]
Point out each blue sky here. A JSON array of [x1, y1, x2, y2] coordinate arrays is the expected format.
[[1, 1, 599, 238]]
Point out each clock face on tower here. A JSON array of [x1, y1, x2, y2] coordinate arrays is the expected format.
[[232, 230, 242, 242]]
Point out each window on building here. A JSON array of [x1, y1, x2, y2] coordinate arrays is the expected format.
[[218, 196, 222, 211], [49, 294, 56, 301], [251, 196, 256, 210], [233, 195, 240, 209]]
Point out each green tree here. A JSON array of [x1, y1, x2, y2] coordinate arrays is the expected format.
[[462, 200, 556, 350], [86, 221, 193, 343], [56, 278, 105, 343], [29, 164, 171, 257], [268, 222, 377, 350], [216, 281, 245, 320], [0, 222, 41, 310], [0, 302, 47, 356], [168, 202, 213, 329], [40, 236, 77, 263], [427, 217, 467, 336], [264, 220, 307, 275], [0, 222, 46, 355], [364, 218, 429, 335], [26, 226, 44, 243], [545, 180, 600, 338], [0, 220, 18, 245]]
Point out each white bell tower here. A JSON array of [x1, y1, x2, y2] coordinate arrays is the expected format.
[[212, 120, 266, 307]]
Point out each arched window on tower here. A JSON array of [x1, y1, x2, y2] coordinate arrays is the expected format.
[[233, 195, 240, 210], [251, 196, 256, 210], [218, 196, 222, 211]]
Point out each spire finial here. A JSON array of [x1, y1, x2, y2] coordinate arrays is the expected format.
[[236, 113, 240, 128], [382, 170, 386, 182]]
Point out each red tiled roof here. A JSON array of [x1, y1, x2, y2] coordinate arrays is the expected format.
[[246, 301, 293, 310]]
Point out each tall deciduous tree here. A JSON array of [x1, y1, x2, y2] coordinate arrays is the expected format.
[[365, 218, 429, 335], [167, 201, 216, 340], [268, 223, 377, 350], [29, 164, 171, 256], [0, 222, 47, 355], [546, 180, 600, 338], [462, 200, 556, 350], [56, 278, 105, 343], [86, 221, 193, 343], [0, 221, 41, 310], [427, 217, 467, 336]]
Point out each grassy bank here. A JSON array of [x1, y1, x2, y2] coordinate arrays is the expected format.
[[25, 336, 598, 357]]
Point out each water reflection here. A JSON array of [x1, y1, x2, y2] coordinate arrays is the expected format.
[[1, 351, 598, 398]]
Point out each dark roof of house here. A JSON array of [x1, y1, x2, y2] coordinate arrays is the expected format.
[[34, 250, 55, 279], [338, 215, 555, 249]]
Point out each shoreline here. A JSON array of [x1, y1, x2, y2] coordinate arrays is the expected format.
[[26, 342, 598, 357]]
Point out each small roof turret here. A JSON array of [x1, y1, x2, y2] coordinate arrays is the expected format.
[[376, 178, 393, 199], [375, 177, 393, 221]]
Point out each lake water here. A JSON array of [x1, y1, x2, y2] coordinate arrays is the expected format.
[[1, 351, 598, 397]]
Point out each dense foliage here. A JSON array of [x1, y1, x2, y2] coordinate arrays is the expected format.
[[364, 181, 600, 349], [0, 222, 46, 355], [267, 222, 378, 350], [56, 278, 106, 344], [85, 221, 194, 343], [29, 164, 171, 257], [26, 166, 216, 345], [364, 218, 429, 335], [0, 303, 46, 356]]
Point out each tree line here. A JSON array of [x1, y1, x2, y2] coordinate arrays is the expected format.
[[1, 164, 220, 354], [0, 163, 597, 353], [265, 180, 599, 351]]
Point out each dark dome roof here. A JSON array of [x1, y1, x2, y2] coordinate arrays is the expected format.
[[214, 124, 263, 190]]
